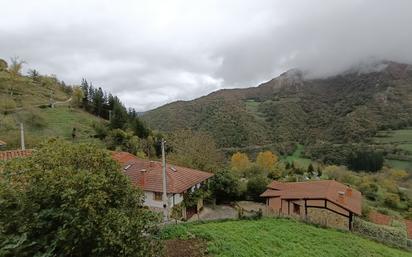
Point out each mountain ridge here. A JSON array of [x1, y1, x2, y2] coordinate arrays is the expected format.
[[142, 61, 412, 151]]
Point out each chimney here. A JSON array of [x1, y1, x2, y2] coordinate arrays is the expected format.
[[346, 186, 352, 197], [338, 191, 345, 203]]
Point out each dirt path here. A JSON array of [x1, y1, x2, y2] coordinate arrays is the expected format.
[[164, 239, 207, 257]]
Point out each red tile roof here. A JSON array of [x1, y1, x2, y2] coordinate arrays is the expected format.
[[0, 149, 33, 161], [112, 152, 214, 194], [261, 180, 362, 215]]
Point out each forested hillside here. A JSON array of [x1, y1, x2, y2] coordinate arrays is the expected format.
[[143, 61, 412, 164], [0, 57, 156, 156]]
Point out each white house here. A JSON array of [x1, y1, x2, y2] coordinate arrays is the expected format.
[[112, 152, 214, 218]]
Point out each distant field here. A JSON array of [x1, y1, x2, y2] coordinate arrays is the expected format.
[[386, 159, 412, 171], [244, 99, 267, 122], [282, 144, 312, 169], [374, 129, 412, 171], [374, 129, 412, 144], [162, 218, 411, 257]]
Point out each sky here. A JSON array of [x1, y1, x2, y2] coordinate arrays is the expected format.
[[0, 0, 411, 111]]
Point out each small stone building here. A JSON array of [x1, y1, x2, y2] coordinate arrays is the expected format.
[[261, 180, 362, 230]]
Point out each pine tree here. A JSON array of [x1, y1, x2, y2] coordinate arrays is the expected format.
[[80, 78, 89, 110], [110, 97, 128, 129]]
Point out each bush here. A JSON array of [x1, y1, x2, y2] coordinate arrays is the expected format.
[[210, 170, 240, 203], [353, 218, 407, 248], [407, 239, 412, 249], [23, 106, 46, 128], [0, 59, 7, 71], [0, 97, 16, 114], [0, 140, 161, 257], [384, 193, 401, 209]]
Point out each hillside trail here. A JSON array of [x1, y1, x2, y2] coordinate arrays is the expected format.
[[5, 97, 72, 113]]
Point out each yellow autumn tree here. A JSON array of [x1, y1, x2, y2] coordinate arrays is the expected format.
[[256, 151, 278, 172], [230, 152, 251, 174]]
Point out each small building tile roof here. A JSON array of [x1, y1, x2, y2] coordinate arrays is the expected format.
[[0, 149, 33, 161], [112, 151, 214, 194], [261, 180, 362, 215]]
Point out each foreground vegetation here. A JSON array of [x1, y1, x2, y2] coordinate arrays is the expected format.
[[0, 140, 161, 257], [162, 218, 411, 257]]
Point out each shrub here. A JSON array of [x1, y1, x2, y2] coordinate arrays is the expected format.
[[0, 97, 16, 114], [407, 239, 412, 249], [384, 193, 401, 209], [0, 140, 161, 257], [23, 106, 46, 128], [210, 169, 240, 203], [353, 218, 407, 248], [0, 59, 7, 71]]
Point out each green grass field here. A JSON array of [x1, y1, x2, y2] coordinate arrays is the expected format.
[[386, 159, 412, 171], [374, 129, 412, 144], [162, 218, 412, 257], [0, 106, 104, 149], [374, 129, 412, 171], [282, 144, 312, 169]]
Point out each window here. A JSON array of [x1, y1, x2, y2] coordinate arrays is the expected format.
[[293, 203, 300, 215], [154, 192, 162, 201]]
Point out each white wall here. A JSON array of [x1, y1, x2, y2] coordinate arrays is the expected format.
[[143, 191, 185, 209]]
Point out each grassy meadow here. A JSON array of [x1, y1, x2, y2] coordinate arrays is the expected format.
[[374, 129, 412, 171], [282, 144, 312, 169], [162, 218, 411, 257], [0, 106, 104, 149]]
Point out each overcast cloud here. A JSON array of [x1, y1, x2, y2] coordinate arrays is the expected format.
[[0, 0, 411, 111]]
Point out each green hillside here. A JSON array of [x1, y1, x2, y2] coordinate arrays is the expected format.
[[162, 218, 411, 257], [143, 62, 412, 164], [0, 106, 104, 149], [0, 60, 104, 149]]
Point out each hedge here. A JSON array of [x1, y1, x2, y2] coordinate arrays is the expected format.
[[353, 218, 408, 248]]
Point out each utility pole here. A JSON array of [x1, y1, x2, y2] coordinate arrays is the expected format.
[[20, 123, 25, 150], [161, 138, 169, 222]]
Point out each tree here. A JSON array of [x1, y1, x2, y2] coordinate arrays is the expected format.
[[256, 151, 278, 173], [347, 150, 384, 172], [230, 152, 251, 175], [140, 135, 156, 159], [92, 87, 104, 117], [130, 117, 149, 139], [247, 175, 269, 202], [28, 69, 40, 82], [307, 163, 314, 174], [80, 78, 90, 110], [8, 56, 25, 78], [210, 170, 240, 203], [110, 98, 128, 129], [71, 86, 84, 108], [168, 130, 223, 172], [0, 140, 161, 257]]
